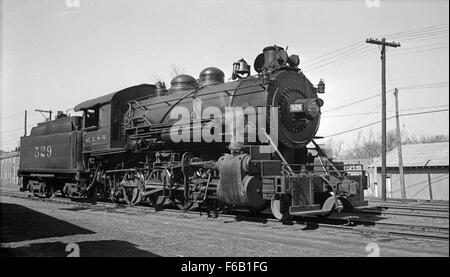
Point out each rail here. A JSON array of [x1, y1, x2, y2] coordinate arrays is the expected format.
[[1, 188, 447, 242]]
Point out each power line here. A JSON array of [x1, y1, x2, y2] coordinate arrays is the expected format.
[[303, 48, 373, 71], [385, 60, 398, 88], [322, 93, 381, 113], [325, 119, 384, 138], [0, 137, 21, 144], [302, 41, 366, 65], [299, 24, 448, 75], [322, 105, 450, 118], [398, 29, 449, 39], [306, 39, 447, 75], [401, 34, 449, 44], [397, 81, 449, 90], [303, 26, 447, 68], [391, 175, 449, 195], [306, 49, 377, 74], [400, 108, 450, 117], [0, 112, 24, 120], [379, 24, 448, 40], [0, 143, 19, 149], [387, 23, 447, 35], [0, 127, 23, 135], [324, 108, 449, 138], [401, 41, 449, 50], [392, 45, 449, 57], [0, 122, 42, 135], [389, 29, 448, 41], [346, 97, 386, 130], [302, 45, 371, 70], [323, 81, 449, 114]]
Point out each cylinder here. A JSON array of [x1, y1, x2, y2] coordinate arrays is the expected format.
[[216, 154, 265, 208]]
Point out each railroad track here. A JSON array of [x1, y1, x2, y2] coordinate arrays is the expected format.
[[368, 200, 449, 213], [328, 215, 449, 235], [356, 208, 449, 219], [1, 188, 448, 242], [367, 198, 449, 207], [370, 204, 449, 213]]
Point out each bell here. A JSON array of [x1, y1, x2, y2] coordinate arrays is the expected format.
[[237, 59, 250, 74], [232, 58, 251, 80]]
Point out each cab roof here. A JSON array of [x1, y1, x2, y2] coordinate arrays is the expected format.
[[74, 84, 156, 111]]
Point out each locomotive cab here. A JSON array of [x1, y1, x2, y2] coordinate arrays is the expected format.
[[83, 108, 100, 131], [74, 84, 156, 154], [76, 102, 111, 153]]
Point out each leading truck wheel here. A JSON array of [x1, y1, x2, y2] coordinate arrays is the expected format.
[[316, 197, 346, 218], [271, 199, 290, 221]]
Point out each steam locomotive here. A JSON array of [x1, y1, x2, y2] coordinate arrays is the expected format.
[[18, 45, 368, 220]]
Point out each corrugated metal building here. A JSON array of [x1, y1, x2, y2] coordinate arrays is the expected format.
[[368, 142, 449, 200], [0, 151, 20, 185]]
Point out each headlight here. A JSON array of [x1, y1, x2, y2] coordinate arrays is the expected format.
[[306, 100, 320, 118]]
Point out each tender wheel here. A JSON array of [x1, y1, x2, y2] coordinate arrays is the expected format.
[[43, 182, 54, 198], [271, 199, 290, 221]]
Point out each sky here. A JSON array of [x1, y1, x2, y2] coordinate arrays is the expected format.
[[0, 0, 449, 152]]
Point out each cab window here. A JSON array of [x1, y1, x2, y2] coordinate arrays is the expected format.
[[99, 104, 111, 128], [84, 109, 99, 130]]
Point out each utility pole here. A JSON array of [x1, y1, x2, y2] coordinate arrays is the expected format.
[[427, 173, 433, 200], [35, 109, 52, 122], [24, 110, 27, 136], [393, 88, 406, 199], [425, 159, 433, 200], [366, 38, 401, 201]]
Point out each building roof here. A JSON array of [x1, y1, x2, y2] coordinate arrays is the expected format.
[[370, 142, 449, 168], [0, 151, 19, 160]]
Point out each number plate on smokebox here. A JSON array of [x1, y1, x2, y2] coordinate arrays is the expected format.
[[289, 103, 304, 112]]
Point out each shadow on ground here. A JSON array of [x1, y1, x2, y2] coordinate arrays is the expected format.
[[1, 240, 159, 257], [0, 202, 159, 257], [0, 202, 95, 243]]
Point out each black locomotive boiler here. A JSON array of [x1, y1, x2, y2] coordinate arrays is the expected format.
[[18, 45, 368, 220]]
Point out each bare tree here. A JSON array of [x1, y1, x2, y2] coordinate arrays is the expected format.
[[334, 140, 344, 159], [151, 63, 186, 84], [151, 74, 163, 84], [340, 129, 449, 160], [169, 63, 186, 79]]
